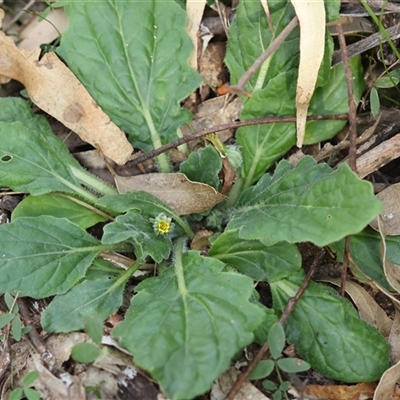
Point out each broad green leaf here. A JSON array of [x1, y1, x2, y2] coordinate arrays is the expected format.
[[102, 211, 172, 263], [305, 57, 364, 144], [347, 227, 395, 290], [227, 157, 382, 247], [42, 276, 125, 332], [209, 229, 301, 282], [71, 343, 100, 364], [58, 0, 201, 171], [112, 250, 264, 400], [0, 216, 112, 298], [0, 121, 89, 198], [271, 276, 390, 382], [179, 146, 222, 190], [9, 388, 23, 400], [97, 191, 175, 217], [249, 360, 275, 380], [12, 194, 107, 229], [23, 388, 40, 400], [0, 99, 116, 198], [268, 322, 285, 360], [253, 305, 278, 345]]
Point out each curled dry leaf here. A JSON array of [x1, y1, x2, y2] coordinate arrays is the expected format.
[[373, 360, 400, 400], [114, 172, 226, 215], [186, 0, 207, 70], [290, 0, 326, 147], [370, 184, 400, 235], [0, 11, 132, 165]]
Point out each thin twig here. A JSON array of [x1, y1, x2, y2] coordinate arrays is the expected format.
[[337, 23, 357, 172], [225, 249, 326, 400], [130, 114, 349, 166], [232, 16, 299, 92], [340, 236, 351, 296]]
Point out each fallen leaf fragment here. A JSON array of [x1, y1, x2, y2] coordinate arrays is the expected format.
[[370, 184, 400, 235], [296, 382, 377, 400], [0, 12, 133, 165], [374, 361, 400, 400], [186, 0, 207, 70], [114, 172, 226, 215], [291, 0, 326, 147]]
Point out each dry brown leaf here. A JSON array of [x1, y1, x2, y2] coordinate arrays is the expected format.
[[0, 12, 132, 165], [290, 0, 326, 147], [186, 0, 207, 70], [114, 172, 226, 215], [374, 361, 400, 400], [211, 367, 270, 400], [370, 184, 400, 235], [300, 382, 377, 400], [389, 306, 400, 363], [319, 278, 392, 337]]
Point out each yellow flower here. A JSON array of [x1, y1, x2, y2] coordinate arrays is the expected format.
[[153, 213, 173, 235]]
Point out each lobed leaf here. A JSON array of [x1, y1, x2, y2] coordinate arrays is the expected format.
[[227, 157, 382, 247], [271, 276, 390, 382], [102, 211, 172, 263], [42, 277, 125, 333], [112, 250, 264, 400], [0, 216, 110, 298], [58, 0, 201, 155], [209, 229, 301, 282]]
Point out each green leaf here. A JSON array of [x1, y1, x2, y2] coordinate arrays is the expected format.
[[12, 194, 107, 229], [270, 276, 390, 382], [4, 293, 16, 312], [268, 322, 285, 360], [0, 313, 15, 329], [370, 87, 380, 118], [97, 191, 175, 217], [209, 229, 301, 281], [179, 146, 222, 190], [71, 342, 100, 364], [22, 371, 39, 387], [112, 250, 264, 400], [249, 360, 275, 380], [262, 380, 278, 391], [346, 227, 394, 290], [253, 305, 278, 345], [276, 358, 310, 373], [12, 316, 22, 341], [0, 121, 93, 199], [305, 57, 364, 144], [102, 211, 171, 263], [9, 388, 23, 400], [42, 277, 125, 332], [58, 0, 201, 172], [85, 316, 104, 346], [23, 388, 40, 400], [227, 157, 382, 247], [0, 216, 110, 298]]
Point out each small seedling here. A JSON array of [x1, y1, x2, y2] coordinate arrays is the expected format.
[[249, 322, 310, 400], [0, 293, 30, 342], [9, 371, 40, 400]]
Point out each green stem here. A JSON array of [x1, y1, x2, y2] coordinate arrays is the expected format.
[[111, 260, 143, 289], [172, 214, 195, 239], [225, 175, 244, 208], [174, 237, 188, 296], [142, 108, 171, 173], [361, 0, 400, 61], [70, 165, 118, 196]]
